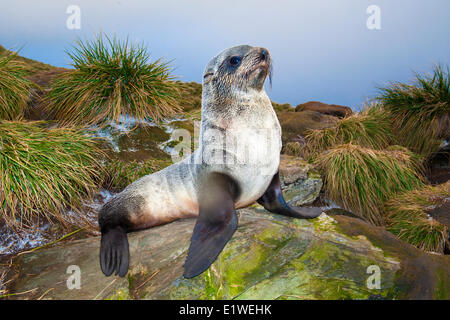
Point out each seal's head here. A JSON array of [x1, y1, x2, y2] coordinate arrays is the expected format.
[[202, 45, 271, 102]]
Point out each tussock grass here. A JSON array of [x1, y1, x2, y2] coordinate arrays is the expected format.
[[385, 182, 449, 253], [0, 121, 102, 228], [0, 54, 35, 120], [44, 34, 181, 127], [303, 104, 393, 158], [315, 143, 424, 225], [102, 158, 172, 192], [175, 81, 202, 112], [377, 64, 450, 158], [0, 45, 53, 75], [282, 141, 302, 157], [272, 102, 293, 113]]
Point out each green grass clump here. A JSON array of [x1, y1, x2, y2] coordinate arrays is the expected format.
[[0, 45, 53, 75], [102, 158, 172, 192], [0, 54, 35, 120], [385, 181, 449, 253], [44, 34, 181, 127], [272, 102, 293, 113], [377, 64, 450, 158], [315, 143, 424, 225], [303, 104, 393, 159], [282, 141, 302, 157], [0, 121, 102, 228], [175, 81, 202, 112]]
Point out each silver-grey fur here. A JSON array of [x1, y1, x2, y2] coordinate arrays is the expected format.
[[99, 45, 281, 233]]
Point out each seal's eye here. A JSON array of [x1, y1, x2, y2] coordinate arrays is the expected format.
[[228, 56, 241, 66]]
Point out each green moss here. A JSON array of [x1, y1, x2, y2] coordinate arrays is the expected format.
[[290, 217, 313, 229], [237, 264, 311, 300], [201, 268, 223, 300], [236, 239, 398, 300], [312, 214, 337, 232], [169, 277, 207, 300], [433, 268, 450, 300], [293, 241, 397, 299], [177, 224, 300, 299], [106, 288, 132, 300], [307, 170, 322, 180], [254, 224, 292, 247], [163, 212, 436, 301], [221, 241, 270, 297]]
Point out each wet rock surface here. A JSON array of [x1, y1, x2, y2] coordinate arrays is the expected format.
[[427, 143, 450, 185], [279, 156, 322, 206], [4, 208, 449, 300]]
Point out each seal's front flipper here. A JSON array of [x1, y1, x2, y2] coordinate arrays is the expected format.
[[183, 173, 240, 279], [100, 225, 130, 277], [258, 171, 322, 219]]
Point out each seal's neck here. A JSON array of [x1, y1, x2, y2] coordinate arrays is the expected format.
[[201, 88, 273, 123]]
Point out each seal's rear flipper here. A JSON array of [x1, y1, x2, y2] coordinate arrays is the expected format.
[[258, 171, 322, 219], [100, 225, 130, 277], [183, 172, 240, 279]]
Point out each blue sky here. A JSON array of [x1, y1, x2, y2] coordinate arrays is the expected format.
[[1, 0, 449, 109]]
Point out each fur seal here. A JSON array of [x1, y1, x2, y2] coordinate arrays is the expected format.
[[98, 45, 322, 279]]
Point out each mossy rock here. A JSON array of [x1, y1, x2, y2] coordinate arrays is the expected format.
[[100, 124, 171, 162], [279, 155, 322, 206], [4, 208, 449, 300]]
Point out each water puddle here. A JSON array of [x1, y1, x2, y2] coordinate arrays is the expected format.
[[0, 189, 115, 257]]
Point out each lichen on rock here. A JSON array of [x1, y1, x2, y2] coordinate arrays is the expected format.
[[279, 155, 323, 206], [4, 206, 449, 300]]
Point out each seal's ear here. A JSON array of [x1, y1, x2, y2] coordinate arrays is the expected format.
[[183, 172, 240, 278]]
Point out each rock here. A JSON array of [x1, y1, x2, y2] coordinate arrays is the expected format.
[[428, 201, 450, 228], [295, 101, 353, 118], [279, 155, 322, 206], [283, 177, 323, 207], [325, 208, 362, 220], [277, 110, 337, 144], [427, 143, 450, 185], [5, 207, 449, 300]]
